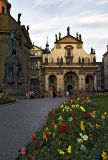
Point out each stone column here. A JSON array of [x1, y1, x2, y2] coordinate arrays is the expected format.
[[57, 75, 64, 91], [94, 74, 97, 91], [81, 75, 85, 91], [78, 75, 82, 91], [45, 75, 49, 91]]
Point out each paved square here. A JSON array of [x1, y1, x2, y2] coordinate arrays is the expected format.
[[0, 97, 66, 160]]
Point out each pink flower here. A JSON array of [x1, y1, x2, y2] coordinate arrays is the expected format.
[[21, 147, 26, 155], [88, 99, 91, 103]]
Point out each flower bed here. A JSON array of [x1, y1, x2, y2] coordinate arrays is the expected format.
[[0, 93, 16, 105], [17, 94, 108, 160]]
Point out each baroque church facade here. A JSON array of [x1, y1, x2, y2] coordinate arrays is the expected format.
[[42, 27, 98, 93]]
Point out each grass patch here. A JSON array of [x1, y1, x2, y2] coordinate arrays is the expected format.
[[92, 97, 108, 113]]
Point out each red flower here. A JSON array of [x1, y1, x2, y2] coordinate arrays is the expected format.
[[61, 123, 67, 131], [32, 135, 35, 140], [46, 116, 49, 120], [72, 124, 77, 129], [52, 109, 55, 114], [86, 112, 90, 116], [70, 110, 74, 113], [70, 129, 74, 135]]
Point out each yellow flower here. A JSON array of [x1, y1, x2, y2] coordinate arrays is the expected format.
[[80, 106, 85, 112], [104, 112, 107, 115], [67, 145, 72, 154], [54, 125, 57, 130], [80, 121, 85, 131], [58, 149, 65, 155], [46, 127, 48, 131], [60, 105, 63, 108], [92, 111, 96, 114], [76, 104, 79, 108], [101, 152, 107, 160], [65, 105, 70, 110], [43, 132, 48, 141], [72, 105, 75, 108], [96, 124, 99, 128]]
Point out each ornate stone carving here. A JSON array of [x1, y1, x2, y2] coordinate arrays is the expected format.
[[67, 26, 70, 35], [4, 55, 24, 85], [4, 28, 24, 85], [9, 29, 17, 56]]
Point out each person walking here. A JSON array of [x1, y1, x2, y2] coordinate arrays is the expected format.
[[49, 85, 53, 98]]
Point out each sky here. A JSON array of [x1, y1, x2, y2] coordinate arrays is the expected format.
[[9, 0, 108, 62]]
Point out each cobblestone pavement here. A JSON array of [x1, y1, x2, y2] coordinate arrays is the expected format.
[[0, 97, 66, 160]]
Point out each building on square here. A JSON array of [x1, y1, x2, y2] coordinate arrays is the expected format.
[[103, 45, 108, 91], [0, 0, 32, 95], [43, 27, 98, 93], [30, 44, 45, 94]]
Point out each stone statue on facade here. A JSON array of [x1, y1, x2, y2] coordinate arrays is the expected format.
[[18, 13, 22, 25], [79, 34, 82, 41], [9, 29, 17, 56], [27, 25, 29, 32], [55, 34, 58, 42], [4, 28, 24, 86], [59, 32, 61, 40], [91, 48, 93, 54], [76, 32, 78, 39], [67, 26, 70, 35]]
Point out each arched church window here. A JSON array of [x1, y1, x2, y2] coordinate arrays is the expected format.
[[2, 6, 5, 13], [45, 57, 48, 64], [82, 58, 84, 64], [79, 57, 81, 63], [67, 50, 71, 57], [57, 57, 59, 64]]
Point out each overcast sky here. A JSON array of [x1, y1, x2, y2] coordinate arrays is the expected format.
[[9, 0, 108, 62]]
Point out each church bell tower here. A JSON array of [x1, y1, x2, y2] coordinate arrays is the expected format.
[[0, 0, 11, 14]]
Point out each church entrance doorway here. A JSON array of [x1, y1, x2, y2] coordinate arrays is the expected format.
[[67, 85, 72, 92], [64, 72, 78, 92]]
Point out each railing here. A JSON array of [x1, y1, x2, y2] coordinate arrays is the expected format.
[[43, 62, 97, 66]]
